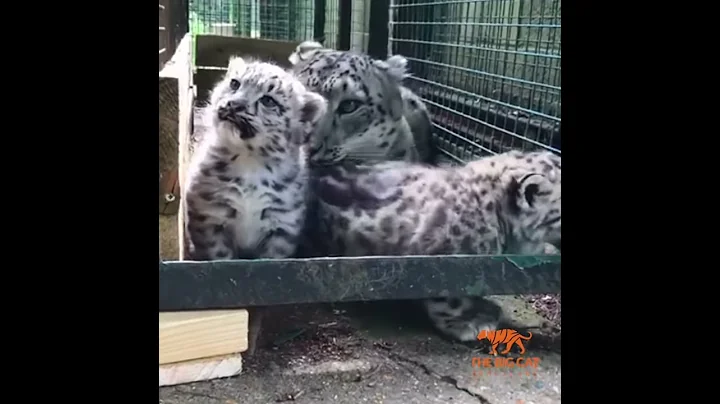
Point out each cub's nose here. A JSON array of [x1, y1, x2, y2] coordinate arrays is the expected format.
[[218, 100, 247, 119]]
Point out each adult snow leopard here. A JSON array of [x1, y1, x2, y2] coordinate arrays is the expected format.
[[288, 41, 437, 165]]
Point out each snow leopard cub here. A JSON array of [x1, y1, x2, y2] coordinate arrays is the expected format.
[[308, 149, 561, 342], [183, 56, 327, 353]]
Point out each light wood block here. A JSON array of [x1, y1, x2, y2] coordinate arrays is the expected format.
[[159, 310, 249, 365], [159, 353, 243, 387]]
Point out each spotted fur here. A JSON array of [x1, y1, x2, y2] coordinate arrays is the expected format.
[[182, 57, 327, 354], [184, 56, 326, 260], [306, 149, 561, 342], [288, 41, 436, 165]]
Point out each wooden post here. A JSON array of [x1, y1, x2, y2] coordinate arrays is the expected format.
[[159, 33, 194, 260]]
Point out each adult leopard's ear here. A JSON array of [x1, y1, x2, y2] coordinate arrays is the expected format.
[[289, 40, 325, 65], [374, 54, 410, 82], [373, 55, 408, 120]]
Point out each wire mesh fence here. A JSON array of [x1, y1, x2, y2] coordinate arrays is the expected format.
[[189, 0, 315, 40], [160, 0, 189, 70], [323, 0, 339, 49], [390, 0, 561, 163], [187, 0, 372, 51], [350, 0, 370, 51]]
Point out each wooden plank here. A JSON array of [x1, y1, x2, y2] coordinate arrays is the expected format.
[[159, 57, 183, 173], [159, 215, 179, 260], [159, 309, 249, 365], [159, 353, 243, 387], [159, 255, 561, 310], [159, 167, 180, 215]]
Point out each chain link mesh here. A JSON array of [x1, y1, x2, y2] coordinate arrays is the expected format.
[[391, 0, 561, 163]]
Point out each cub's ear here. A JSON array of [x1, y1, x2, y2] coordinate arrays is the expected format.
[[511, 173, 551, 211], [300, 91, 328, 125], [227, 56, 247, 76]]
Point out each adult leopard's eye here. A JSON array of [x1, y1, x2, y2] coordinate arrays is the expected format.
[[337, 100, 360, 115], [259, 95, 278, 108], [229, 79, 241, 91]]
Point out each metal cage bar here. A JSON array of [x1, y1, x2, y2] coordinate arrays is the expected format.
[[367, 0, 390, 59], [338, 0, 352, 49], [314, 0, 327, 42]]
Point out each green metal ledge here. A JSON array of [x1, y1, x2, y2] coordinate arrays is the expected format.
[[158, 255, 561, 310]]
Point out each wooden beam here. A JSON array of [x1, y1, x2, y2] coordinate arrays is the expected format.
[[159, 353, 243, 387], [159, 255, 561, 310], [159, 309, 249, 365]]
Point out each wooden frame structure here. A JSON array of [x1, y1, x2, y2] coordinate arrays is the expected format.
[[157, 33, 561, 386]]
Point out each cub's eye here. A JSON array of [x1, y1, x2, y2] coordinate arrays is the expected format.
[[229, 79, 241, 91], [259, 95, 278, 108], [337, 100, 360, 115]]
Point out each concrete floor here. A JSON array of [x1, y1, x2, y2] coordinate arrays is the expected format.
[[159, 297, 561, 404]]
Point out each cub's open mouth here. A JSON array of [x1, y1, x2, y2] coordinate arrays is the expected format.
[[235, 118, 256, 139], [218, 108, 256, 140], [221, 115, 255, 139]]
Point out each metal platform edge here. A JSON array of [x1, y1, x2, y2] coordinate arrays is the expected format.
[[159, 255, 561, 310]]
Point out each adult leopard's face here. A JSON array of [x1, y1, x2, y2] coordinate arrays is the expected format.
[[208, 57, 326, 153], [290, 50, 413, 164]]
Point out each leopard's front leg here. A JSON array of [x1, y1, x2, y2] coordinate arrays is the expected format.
[[185, 216, 236, 261]]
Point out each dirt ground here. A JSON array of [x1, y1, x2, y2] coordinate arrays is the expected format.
[[159, 295, 561, 404]]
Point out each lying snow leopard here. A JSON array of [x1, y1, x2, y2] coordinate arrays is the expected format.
[[183, 56, 327, 354], [307, 149, 561, 342], [288, 41, 437, 165]]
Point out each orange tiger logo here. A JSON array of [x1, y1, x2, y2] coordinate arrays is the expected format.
[[477, 329, 533, 355]]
